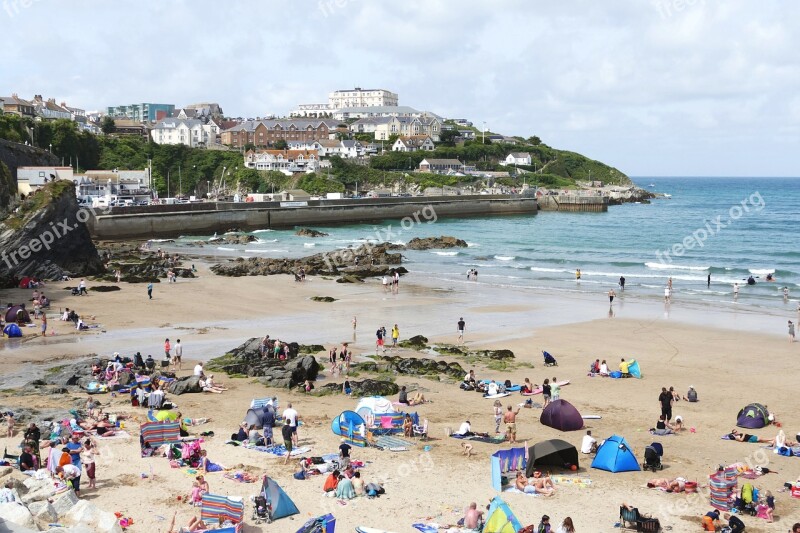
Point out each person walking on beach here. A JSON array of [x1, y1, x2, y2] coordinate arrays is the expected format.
[[457, 317, 466, 344], [733, 283, 740, 299], [619, 276, 625, 291], [281, 420, 293, 465], [789, 320, 795, 343], [608, 289, 616, 305], [78, 279, 88, 295], [667, 277, 673, 291], [575, 268, 581, 281], [147, 282, 153, 300], [707, 273, 711, 288], [664, 286, 671, 303], [391, 324, 399, 349], [352, 316, 357, 331], [375, 327, 386, 354]]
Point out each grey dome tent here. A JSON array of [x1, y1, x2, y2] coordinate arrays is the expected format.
[[540, 399, 584, 431], [525, 439, 579, 476]]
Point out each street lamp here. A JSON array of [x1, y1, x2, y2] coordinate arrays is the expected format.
[[49, 143, 52, 153], [207, 180, 210, 199]]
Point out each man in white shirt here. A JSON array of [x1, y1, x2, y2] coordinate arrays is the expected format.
[[173, 340, 183, 371], [487, 381, 499, 396], [581, 430, 597, 454], [57, 463, 82, 495], [456, 420, 473, 436], [282, 403, 299, 446], [194, 362, 204, 377]]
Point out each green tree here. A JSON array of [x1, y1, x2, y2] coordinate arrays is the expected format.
[[527, 135, 542, 146], [439, 129, 460, 145], [101, 116, 116, 134], [273, 139, 288, 150]]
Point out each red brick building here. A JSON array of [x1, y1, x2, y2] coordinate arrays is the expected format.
[[221, 119, 342, 148]]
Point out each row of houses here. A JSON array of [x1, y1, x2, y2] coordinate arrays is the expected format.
[[1, 94, 99, 133], [16, 166, 152, 204]]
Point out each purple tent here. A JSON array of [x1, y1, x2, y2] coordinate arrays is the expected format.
[[736, 403, 769, 429], [540, 399, 584, 431], [4, 305, 30, 324]]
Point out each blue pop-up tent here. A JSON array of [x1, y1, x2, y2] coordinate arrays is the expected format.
[[591, 435, 640, 473], [484, 496, 523, 533], [627, 360, 642, 379], [3, 323, 22, 338], [331, 410, 367, 447], [296, 513, 335, 533], [262, 475, 299, 521]]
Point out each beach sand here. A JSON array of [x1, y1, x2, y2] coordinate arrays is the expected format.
[[1, 263, 799, 532]]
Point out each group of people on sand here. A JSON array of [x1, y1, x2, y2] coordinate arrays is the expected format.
[[329, 342, 352, 376], [258, 335, 292, 360], [462, 501, 575, 533], [515, 470, 557, 496]]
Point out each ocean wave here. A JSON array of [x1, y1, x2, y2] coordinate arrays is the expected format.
[[431, 251, 459, 256], [256, 238, 278, 243], [252, 229, 274, 233], [466, 242, 480, 247], [645, 262, 709, 271], [495, 255, 516, 261], [749, 268, 775, 275], [148, 238, 174, 243], [304, 243, 316, 248], [531, 267, 567, 273], [216, 247, 235, 251]]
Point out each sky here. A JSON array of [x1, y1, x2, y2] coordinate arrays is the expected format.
[[1, 0, 798, 177]]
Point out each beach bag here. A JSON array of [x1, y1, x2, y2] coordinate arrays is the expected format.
[[518, 526, 534, 533], [293, 470, 306, 480], [610, 371, 622, 379]]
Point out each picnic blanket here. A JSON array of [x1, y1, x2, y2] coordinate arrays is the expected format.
[[503, 487, 540, 496], [375, 435, 415, 451], [450, 434, 506, 444], [244, 444, 311, 457], [550, 475, 593, 487]]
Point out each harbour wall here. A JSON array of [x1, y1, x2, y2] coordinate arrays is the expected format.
[[537, 195, 608, 212], [87, 195, 539, 239]]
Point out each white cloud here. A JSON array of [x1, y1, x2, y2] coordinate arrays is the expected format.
[[0, 0, 797, 176]]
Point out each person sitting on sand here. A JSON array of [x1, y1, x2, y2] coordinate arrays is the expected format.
[[486, 380, 499, 396], [647, 477, 686, 492], [581, 430, 598, 454], [520, 378, 533, 394], [673, 415, 684, 431], [598, 359, 609, 376], [515, 471, 537, 494], [619, 358, 631, 376], [456, 420, 474, 437], [463, 502, 484, 531], [323, 470, 340, 492], [352, 471, 366, 496], [198, 450, 227, 472], [335, 474, 356, 500], [530, 471, 556, 496], [205, 374, 226, 391], [403, 414, 413, 437], [651, 415, 675, 436], [198, 377, 225, 394], [727, 429, 772, 444]]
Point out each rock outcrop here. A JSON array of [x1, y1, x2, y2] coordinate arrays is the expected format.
[[167, 375, 203, 395], [209, 234, 257, 245], [0, 139, 60, 217], [357, 356, 465, 380], [405, 236, 468, 250], [206, 337, 322, 388], [210, 243, 404, 279], [296, 228, 329, 237], [318, 379, 399, 397], [0, 181, 105, 287]]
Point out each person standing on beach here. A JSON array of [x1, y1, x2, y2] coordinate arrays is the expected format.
[[575, 269, 581, 281], [733, 283, 740, 299], [664, 286, 671, 303], [78, 279, 88, 295], [281, 420, 293, 465], [382, 275, 389, 292], [391, 324, 399, 349], [457, 317, 466, 344], [667, 277, 673, 291], [352, 316, 357, 331], [493, 400, 503, 434], [608, 289, 616, 305], [164, 338, 171, 360], [707, 273, 711, 288], [504, 405, 521, 443], [619, 276, 625, 291], [658, 387, 673, 421], [40, 312, 47, 337], [173, 339, 183, 371], [147, 282, 153, 299], [375, 327, 386, 354], [789, 321, 795, 343], [282, 403, 299, 447]]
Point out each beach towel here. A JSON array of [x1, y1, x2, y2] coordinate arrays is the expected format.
[[375, 435, 415, 450], [450, 434, 506, 444], [502, 487, 540, 496], [412, 524, 440, 533], [246, 444, 311, 457]]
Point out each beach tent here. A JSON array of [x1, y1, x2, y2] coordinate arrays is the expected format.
[[525, 439, 579, 477], [331, 410, 367, 447], [627, 360, 642, 378], [245, 407, 266, 429], [540, 400, 584, 431], [18, 277, 32, 289], [200, 493, 244, 532], [736, 403, 769, 429], [3, 323, 23, 338], [140, 420, 181, 450], [295, 513, 336, 533], [591, 435, 640, 473], [709, 466, 738, 511], [355, 396, 396, 420], [153, 409, 180, 422], [483, 496, 523, 533], [251, 397, 278, 409], [4, 305, 30, 324], [261, 475, 299, 521], [491, 446, 527, 491]]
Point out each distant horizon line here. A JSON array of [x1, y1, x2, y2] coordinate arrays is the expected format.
[[630, 175, 799, 179]]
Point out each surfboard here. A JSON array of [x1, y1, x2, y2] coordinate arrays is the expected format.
[[356, 528, 399, 533], [483, 392, 511, 399], [582, 415, 602, 419], [478, 380, 520, 392], [521, 380, 570, 396]]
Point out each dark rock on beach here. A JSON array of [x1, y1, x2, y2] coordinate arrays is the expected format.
[[398, 335, 429, 350], [405, 236, 468, 250], [168, 375, 203, 395], [296, 228, 329, 237], [318, 379, 399, 397], [210, 234, 257, 245], [310, 296, 337, 302], [90, 285, 121, 292], [357, 356, 465, 380], [206, 337, 321, 388]]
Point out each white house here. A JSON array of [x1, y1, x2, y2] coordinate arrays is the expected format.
[[375, 115, 442, 142], [329, 88, 399, 109], [244, 149, 319, 175], [151, 118, 218, 147], [17, 166, 74, 196], [392, 135, 435, 152], [501, 152, 532, 166], [32, 96, 71, 121]]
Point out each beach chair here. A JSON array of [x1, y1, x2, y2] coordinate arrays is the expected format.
[[542, 350, 558, 366], [619, 506, 661, 532], [372, 416, 396, 436], [413, 419, 429, 440]]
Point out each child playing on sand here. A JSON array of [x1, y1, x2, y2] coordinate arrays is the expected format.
[[461, 441, 473, 457], [5, 412, 13, 438]]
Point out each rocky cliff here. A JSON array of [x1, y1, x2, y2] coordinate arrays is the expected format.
[[0, 180, 105, 287], [0, 139, 60, 216]]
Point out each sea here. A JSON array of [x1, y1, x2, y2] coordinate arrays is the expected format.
[[161, 177, 800, 316]]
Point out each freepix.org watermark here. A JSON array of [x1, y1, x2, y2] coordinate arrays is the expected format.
[[3, 0, 44, 18], [652, 0, 706, 20], [654, 191, 764, 265], [322, 204, 438, 270], [317, 0, 358, 18], [0, 204, 105, 269]]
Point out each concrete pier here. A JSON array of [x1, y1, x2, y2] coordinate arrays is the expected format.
[[536, 195, 608, 212], [88, 195, 538, 239]]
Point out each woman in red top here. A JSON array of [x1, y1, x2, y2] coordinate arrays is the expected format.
[[164, 338, 171, 359]]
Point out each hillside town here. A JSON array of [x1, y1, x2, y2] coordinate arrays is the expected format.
[[2, 87, 634, 206]]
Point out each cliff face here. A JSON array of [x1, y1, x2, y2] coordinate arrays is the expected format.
[[0, 139, 60, 216], [0, 180, 105, 287]]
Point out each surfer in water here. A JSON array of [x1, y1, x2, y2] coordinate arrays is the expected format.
[[747, 275, 756, 286]]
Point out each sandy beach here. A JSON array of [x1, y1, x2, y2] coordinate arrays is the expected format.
[[2, 261, 799, 533]]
